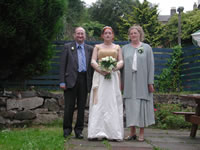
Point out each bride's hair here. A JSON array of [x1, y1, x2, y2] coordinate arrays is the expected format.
[[101, 26, 115, 40], [102, 26, 113, 33]]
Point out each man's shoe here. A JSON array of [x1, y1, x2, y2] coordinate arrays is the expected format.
[[75, 133, 84, 139], [63, 130, 71, 138]]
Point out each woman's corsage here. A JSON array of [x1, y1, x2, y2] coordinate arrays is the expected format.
[[71, 47, 74, 51], [137, 46, 144, 54]]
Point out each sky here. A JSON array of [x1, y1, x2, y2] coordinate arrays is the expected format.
[[83, 0, 199, 15]]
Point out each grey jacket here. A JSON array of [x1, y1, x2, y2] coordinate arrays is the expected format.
[[122, 43, 154, 100]]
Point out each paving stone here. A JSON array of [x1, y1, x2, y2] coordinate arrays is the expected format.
[[64, 128, 200, 150]]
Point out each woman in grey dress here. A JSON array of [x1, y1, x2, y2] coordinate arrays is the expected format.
[[122, 25, 155, 142]]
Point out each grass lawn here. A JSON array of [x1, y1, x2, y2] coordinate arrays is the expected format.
[[0, 120, 66, 150]]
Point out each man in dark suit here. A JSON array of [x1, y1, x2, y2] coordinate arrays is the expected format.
[[59, 27, 93, 139]]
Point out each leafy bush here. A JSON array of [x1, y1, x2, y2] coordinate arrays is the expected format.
[[154, 103, 192, 129], [164, 115, 188, 129]]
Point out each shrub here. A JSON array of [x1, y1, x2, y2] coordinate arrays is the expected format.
[[154, 103, 192, 129]]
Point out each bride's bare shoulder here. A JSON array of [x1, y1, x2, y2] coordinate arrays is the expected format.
[[113, 44, 121, 49], [95, 43, 104, 48]]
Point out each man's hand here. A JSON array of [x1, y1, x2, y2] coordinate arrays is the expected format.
[[60, 83, 66, 90]]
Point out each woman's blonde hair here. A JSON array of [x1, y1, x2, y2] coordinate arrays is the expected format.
[[128, 25, 145, 42]]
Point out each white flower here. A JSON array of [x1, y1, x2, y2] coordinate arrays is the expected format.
[[99, 56, 117, 79], [71, 47, 74, 50]]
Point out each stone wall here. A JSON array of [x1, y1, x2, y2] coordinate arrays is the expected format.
[[153, 94, 196, 108], [0, 90, 64, 127], [0, 90, 196, 128]]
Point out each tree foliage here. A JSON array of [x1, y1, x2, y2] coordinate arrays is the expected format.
[[63, 0, 90, 40], [117, 0, 164, 47], [162, 9, 200, 47], [66, 0, 84, 24], [88, 0, 139, 39], [0, 0, 66, 80], [82, 21, 105, 41], [60, 0, 104, 41]]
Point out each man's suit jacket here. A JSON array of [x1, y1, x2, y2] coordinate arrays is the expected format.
[[59, 41, 93, 92]]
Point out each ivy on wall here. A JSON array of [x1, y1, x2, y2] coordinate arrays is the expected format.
[[155, 45, 183, 93]]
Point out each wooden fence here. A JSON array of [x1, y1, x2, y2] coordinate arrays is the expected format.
[[181, 45, 200, 91], [1, 41, 200, 92]]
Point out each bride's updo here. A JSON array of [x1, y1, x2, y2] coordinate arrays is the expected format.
[[101, 26, 115, 40]]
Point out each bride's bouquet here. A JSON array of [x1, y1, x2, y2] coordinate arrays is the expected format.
[[99, 56, 117, 79]]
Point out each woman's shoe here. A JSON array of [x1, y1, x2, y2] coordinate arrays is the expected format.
[[125, 135, 137, 141], [138, 137, 144, 142]]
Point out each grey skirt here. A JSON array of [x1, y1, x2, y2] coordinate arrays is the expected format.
[[125, 98, 155, 128]]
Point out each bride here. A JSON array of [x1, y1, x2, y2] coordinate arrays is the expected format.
[[87, 26, 124, 141]]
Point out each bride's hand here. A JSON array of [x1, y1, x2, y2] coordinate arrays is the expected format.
[[95, 67, 110, 76], [100, 70, 110, 76], [113, 67, 118, 72]]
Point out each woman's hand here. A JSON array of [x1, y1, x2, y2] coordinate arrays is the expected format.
[[99, 70, 110, 76], [94, 66, 109, 76], [148, 84, 155, 93]]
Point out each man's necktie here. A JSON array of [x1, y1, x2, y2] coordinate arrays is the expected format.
[[77, 45, 86, 72]]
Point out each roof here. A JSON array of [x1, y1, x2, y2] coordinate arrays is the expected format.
[[158, 15, 171, 22]]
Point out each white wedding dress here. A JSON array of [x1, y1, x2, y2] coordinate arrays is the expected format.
[[88, 45, 124, 140]]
